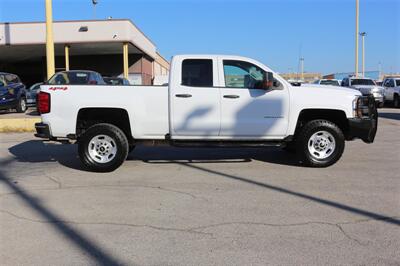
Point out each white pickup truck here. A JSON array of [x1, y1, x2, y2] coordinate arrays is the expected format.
[[35, 55, 378, 172]]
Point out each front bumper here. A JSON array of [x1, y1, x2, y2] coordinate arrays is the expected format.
[[348, 96, 378, 143], [34, 122, 51, 139], [372, 94, 384, 104], [348, 118, 377, 143]]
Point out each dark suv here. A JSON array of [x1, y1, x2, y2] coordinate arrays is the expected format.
[[0, 72, 27, 113]]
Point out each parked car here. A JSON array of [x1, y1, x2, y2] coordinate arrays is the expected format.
[[382, 77, 400, 108], [103, 77, 130, 85], [341, 76, 384, 108], [35, 54, 377, 172], [313, 79, 340, 86], [47, 70, 106, 85], [0, 72, 27, 113], [26, 82, 43, 106]]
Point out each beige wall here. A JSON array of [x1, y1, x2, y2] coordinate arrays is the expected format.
[[0, 20, 157, 59], [128, 56, 153, 85]]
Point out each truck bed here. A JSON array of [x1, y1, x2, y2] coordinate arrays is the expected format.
[[40, 85, 169, 139]]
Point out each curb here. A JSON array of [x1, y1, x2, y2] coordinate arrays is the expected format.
[[0, 118, 41, 133]]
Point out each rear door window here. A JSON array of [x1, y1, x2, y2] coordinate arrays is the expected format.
[[181, 59, 213, 87]]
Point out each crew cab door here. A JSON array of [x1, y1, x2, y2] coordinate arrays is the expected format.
[[169, 57, 221, 138], [383, 79, 395, 101], [217, 58, 289, 138]]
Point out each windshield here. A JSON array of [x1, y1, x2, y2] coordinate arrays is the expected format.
[[351, 79, 375, 86], [320, 80, 339, 86], [48, 72, 91, 85]]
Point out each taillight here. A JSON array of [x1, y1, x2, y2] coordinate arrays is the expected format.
[[38, 92, 51, 114]]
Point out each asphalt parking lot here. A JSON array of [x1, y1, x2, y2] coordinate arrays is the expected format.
[[0, 108, 399, 266]]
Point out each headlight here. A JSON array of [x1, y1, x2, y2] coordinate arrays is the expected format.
[[372, 87, 384, 94], [353, 96, 371, 118]]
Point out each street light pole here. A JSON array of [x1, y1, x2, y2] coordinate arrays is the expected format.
[[360, 32, 366, 77], [355, 0, 359, 77], [45, 0, 55, 80], [300, 57, 304, 81], [92, 0, 98, 19]]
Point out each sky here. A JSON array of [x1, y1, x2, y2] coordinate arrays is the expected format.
[[0, 0, 399, 75]]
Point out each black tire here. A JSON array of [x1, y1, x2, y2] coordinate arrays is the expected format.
[[296, 120, 345, 167], [78, 123, 129, 172], [377, 102, 384, 108], [394, 94, 399, 108], [16, 97, 27, 113]]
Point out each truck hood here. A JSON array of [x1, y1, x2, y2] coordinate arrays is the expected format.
[[299, 84, 362, 97], [351, 85, 384, 95]]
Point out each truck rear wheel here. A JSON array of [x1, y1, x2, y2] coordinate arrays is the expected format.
[[296, 120, 345, 167], [78, 123, 129, 172]]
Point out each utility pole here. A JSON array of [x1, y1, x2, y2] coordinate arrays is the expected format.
[[360, 32, 366, 77], [355, 0, 359, 77], [300, 57, 304, 81], [45, 0, 55, 79], [92, 0, 98, 19], [378, 61, 382, 80]]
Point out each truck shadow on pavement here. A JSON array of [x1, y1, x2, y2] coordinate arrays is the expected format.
[[378, 112, 400, 121], [8, 140, 83, 170], [8, 140, 301, 170]]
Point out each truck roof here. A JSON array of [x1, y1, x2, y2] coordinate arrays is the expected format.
[[172, 54, 274, 72]]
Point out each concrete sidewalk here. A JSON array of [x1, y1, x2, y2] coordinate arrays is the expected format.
[[0, 108, 40, 132]]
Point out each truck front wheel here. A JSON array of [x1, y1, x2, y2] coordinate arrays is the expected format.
[[78, 123, 129, 172], [296, 120, 345, 167]]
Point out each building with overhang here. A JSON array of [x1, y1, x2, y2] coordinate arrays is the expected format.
[[0, 19, 169, 86]]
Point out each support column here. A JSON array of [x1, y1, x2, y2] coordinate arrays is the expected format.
[[45, 0, 55, 79], [355, 0, 359, 77], [123, 42, 129, 79], [361, 34, 365, 77], [65, 44, 70, 71]]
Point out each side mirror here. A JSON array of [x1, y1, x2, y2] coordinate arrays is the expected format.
[[261, 72, 274, 90]]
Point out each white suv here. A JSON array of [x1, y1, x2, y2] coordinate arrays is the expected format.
[[382, 77, 400, 108]]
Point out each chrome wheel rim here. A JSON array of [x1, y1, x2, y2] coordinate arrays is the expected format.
[[308, 131, 336, 160], [88, 135, 117, 163], [21, 99, 26, 111]]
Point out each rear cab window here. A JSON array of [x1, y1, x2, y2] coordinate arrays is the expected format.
[[181, 59, 213, 87]]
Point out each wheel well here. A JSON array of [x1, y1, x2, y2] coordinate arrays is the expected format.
[[295, 109, 349, 137], [76, 108, 133, 140]]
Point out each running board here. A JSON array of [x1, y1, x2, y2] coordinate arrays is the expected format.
[[169, 140, 284, 148]]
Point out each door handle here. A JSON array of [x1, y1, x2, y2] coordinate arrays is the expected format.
[[175, 94, 192, 98], [223, 95, 240, 99]]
